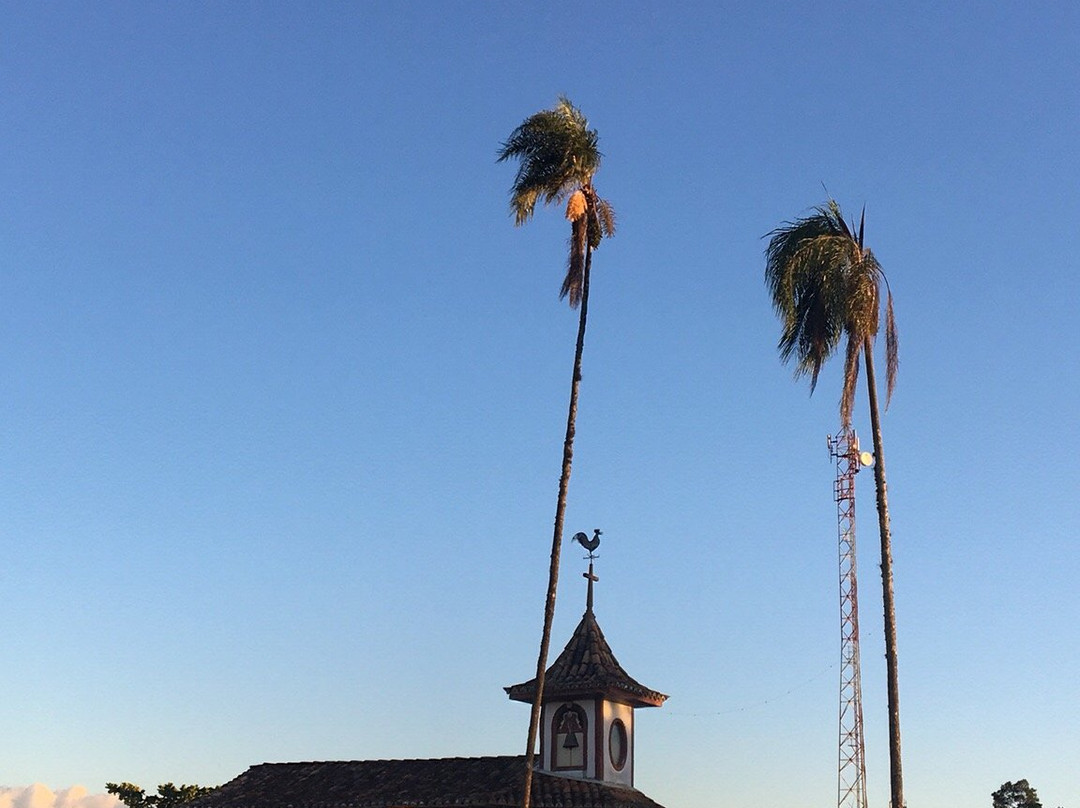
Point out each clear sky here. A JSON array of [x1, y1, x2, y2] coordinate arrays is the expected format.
[[2, 4, 1077, 808]]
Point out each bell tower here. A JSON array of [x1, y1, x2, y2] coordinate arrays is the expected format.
[[505, 531, 667, 787]]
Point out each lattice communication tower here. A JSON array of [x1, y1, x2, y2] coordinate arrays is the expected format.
[[828, 428, 869, 808]]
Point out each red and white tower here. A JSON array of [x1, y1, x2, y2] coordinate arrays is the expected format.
[[828, 429, 869, 808]]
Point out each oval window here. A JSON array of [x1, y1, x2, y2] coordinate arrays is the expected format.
[[608, 719, 628, 770]]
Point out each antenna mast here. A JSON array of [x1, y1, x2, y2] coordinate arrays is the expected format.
[[828, 428, 869, 808]]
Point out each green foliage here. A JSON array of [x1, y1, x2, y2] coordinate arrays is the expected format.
[[497, 96, 601, 226], [764, 199, 898, 425], [497, 97, 615, 308], [993, 779, 1042, 808], [106, 782, 215, 808]]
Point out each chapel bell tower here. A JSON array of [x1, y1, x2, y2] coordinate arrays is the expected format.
[[505, 531, 667, 787]]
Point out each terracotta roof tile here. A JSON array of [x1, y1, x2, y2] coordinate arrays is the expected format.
[[193, 756, 666, 808]]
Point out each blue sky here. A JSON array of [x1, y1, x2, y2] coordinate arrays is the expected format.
[[2, 4, 1078, 808]]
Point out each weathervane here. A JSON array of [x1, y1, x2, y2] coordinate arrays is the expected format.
[[572, 528, 601, 560], [572, 529, 602, 612]]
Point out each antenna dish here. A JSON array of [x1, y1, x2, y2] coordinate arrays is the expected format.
[[859, 451, 875, 467]]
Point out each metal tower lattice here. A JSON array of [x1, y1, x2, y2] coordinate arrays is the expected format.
[[828, 428, 869, 808]]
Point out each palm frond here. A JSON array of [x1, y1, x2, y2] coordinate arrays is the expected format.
[[561, 213, 587, 307], [846, 252, 880, 338], [884, 289, 899, 406], [586, 208, 599, 251], [594, 196, 616, 239], [766, 225, 852, 383], [583, 190, 615, 251], [790, 256, 847, 390], [824, 199, 853, 239], [765, 211, 849, 316], [840, 334, 861, 427], [497, 97, 601, 226], [765, 198, 899, 418]]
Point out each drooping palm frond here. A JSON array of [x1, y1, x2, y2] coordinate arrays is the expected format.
[[593, 196, 616, 240], [884, 289, 899, 406], [558, 189, 616, 308], [766, 220, 854, 389], [840, 334, 861, 427], [765, 213, 847, 317], [497, 97, 601, 226], [846, 250, 881, 337], [764, 199, 899, 419], [562, 206, 588, 307]]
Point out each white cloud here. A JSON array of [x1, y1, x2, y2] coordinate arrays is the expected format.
[[0, 786, 119, 808]]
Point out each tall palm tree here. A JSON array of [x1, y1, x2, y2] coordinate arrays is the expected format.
[[764, 200, 904, 808], [497, 97, 615, 808]]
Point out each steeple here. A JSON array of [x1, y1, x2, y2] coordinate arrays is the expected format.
[[505, 531, 667, 787]]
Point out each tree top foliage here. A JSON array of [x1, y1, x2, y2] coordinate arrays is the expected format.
[[497, 96, 602, 227], [764, 198, 898, 426], [992, 779, 1042, 808], [106, 782, 215, 808]]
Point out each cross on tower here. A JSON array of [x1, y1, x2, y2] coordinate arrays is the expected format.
[[584, 564, 599, 613]]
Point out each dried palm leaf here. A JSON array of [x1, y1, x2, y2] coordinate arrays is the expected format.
[[565, 190, 587, 221], [594, 197, 616, 239], [885, 289, 899, 407], [840, 334, 861, 428], [561, 213, 588, 308]]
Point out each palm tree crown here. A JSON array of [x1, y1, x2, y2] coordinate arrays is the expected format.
[[497, 96, 614, 307], [764, 199, 898, 425]]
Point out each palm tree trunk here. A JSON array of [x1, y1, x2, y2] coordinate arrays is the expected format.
[[521, 246, 593, 808], [863, 337, 904, 808]]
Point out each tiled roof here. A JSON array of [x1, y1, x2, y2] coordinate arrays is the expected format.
[[505, 610, 667, 708], [192, 755, 666, 808]]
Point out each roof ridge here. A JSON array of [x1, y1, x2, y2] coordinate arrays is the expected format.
[[197, 756, 668, 808]]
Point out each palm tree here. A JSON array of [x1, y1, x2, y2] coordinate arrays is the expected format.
[[764, 200, 904, 808], [497, 97, 615, 808]]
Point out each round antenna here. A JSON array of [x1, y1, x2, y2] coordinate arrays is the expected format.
[[859, 451, 875, 467]]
